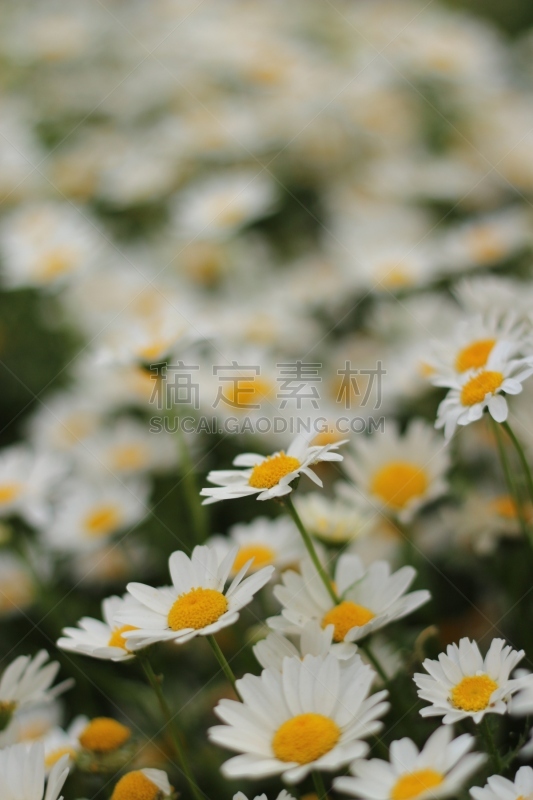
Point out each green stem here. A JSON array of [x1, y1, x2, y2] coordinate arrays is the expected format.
[[313, 770, 328, 800], [480, 716, 503, 774], [139, 654, 204, 800], [491, 418, 530, 540], [360, 641, 389, 684], [284, 496, 339, 604], [208, 635, 242, 700], [502, 420, 533, 506], [176, 424, 208, 545]]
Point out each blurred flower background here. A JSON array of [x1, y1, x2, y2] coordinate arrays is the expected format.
[[2, 0, 533, 798]]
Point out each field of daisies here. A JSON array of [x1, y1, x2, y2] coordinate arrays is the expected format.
[[4, 1, 533, 800]]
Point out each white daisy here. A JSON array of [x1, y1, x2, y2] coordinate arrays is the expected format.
[[335, 725, 485, 800], [200, 434, 345, 504], [343, 420, 449, 522], [294, 492, 377, 545], [269, 553, 429, 644], [57, 594, 150, 661], [414, 637, 526, 724], [0, 553, 36, 619], [208, 652, 389, 783], [117, 544, 274, 645], [0, 742, 69, 800], [235, 792, 295, 800], [471, 766, 533, 800], [110, 768, 173, 800], [0, 652, 70, 724], [42, 716, 88, 773], [434, 342, 533, 440], [0, 447, 65, 527], [253, 621, 357, 671], [207, 516, 304, 577]]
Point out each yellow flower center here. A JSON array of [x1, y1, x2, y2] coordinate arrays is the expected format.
[[167, 587, 228, 631], [322, 601, 375, 642], [248, 453, 301, 489], [223, 378, 275, 410], [84, 505, 122, 537], [233, 544, 275, 573], [450, 675, 498, 712], [111, 445, 148, 471], [391, 769, 445, 800], [460, 371, 504, 406], [45, 746, 77, 768], [370, 461, 428, 510], [492, 495, 518, 519], [111, 771, 160, 800], [79, 718, 131, 753], [108, 625, 139, 650], [0, 482, 22, 505], [38, 247, 77, 280], [272, 713, 340, 764], [455, 339, 496, 373], [466, 227, 506, 264]]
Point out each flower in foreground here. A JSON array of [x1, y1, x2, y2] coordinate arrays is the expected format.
[[434, 342, 533, 439], [0, 741, 69, 800], [208, 652, 389, 783], [57, 594, 149, 661], [335, 725, 485, 800], [110, 768, 173, 800], [471, 766, 533, 800], [414, 637, 525, 724], [200, 434, 345, 504], [269, 554, 430, 644], [117, 544, 274, 645]]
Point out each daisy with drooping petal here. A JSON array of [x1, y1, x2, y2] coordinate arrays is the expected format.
[[208, 652, 389, 783], [0, 652, 70, 725], [253, 620, 357, 671], [200, 434, 345, 504], [57, 594, 149, 662], [334, 725, 485, 800], [414, 637, 526, 724], [471, 766, 533, 800], [207, 516, 304, 577], [0, 741, 69, 800], [117, 544, 274, 645], [434, 342, 533, 440], [269, 553, 429, 644], [110, 768, 173, 800], [343, 420, 449, 522]]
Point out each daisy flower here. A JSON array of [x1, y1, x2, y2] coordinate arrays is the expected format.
[[200, 434, 345, 504], [0, 652, 70, 725], [0, 446, 65, 527], [294, 492, 377, 545], [116, 544, 274, 646], [110, 768, 173, 800], [343, 420, 449, 522], [335, 725, 485, 800], [0, 553, 35, 619], [207, 516, 304, 577], [42, 716, 88, 773], [235, 792, 295, 800], [434, 342, 533, 440], [0, 742, 69, 800], [269, 553, 429, 644], [253, 621, 357, 671], [471, 766, 533, 800], [57, 594, 150, 662], [208, 652, 389, 783], [414, 637, 526, 724]]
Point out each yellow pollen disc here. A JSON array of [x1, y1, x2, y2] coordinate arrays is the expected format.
[[248, 453, 301, 489], [460, 370, 504, 406], [38, 247, 76, 280], [45, 746, 76, 768], [111, 445, 148, 471], [392, 769, 445, 800], [79, 718, 131, 753], [167, 587, 228, 631], [84, 505, 121, 537], [108, 624, 139, 650], [322, 601, 375, 642], [111, 771, 160, 800], [272, 713, 340, 764], [491, 495, 518, 519], [223, 378, 275, 409], [450, 674, 498, 712], [455, 339, 496, 373], [0, 483, 21, 505], [233, 544, 275, 573], [370, 461, 428, 510]]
